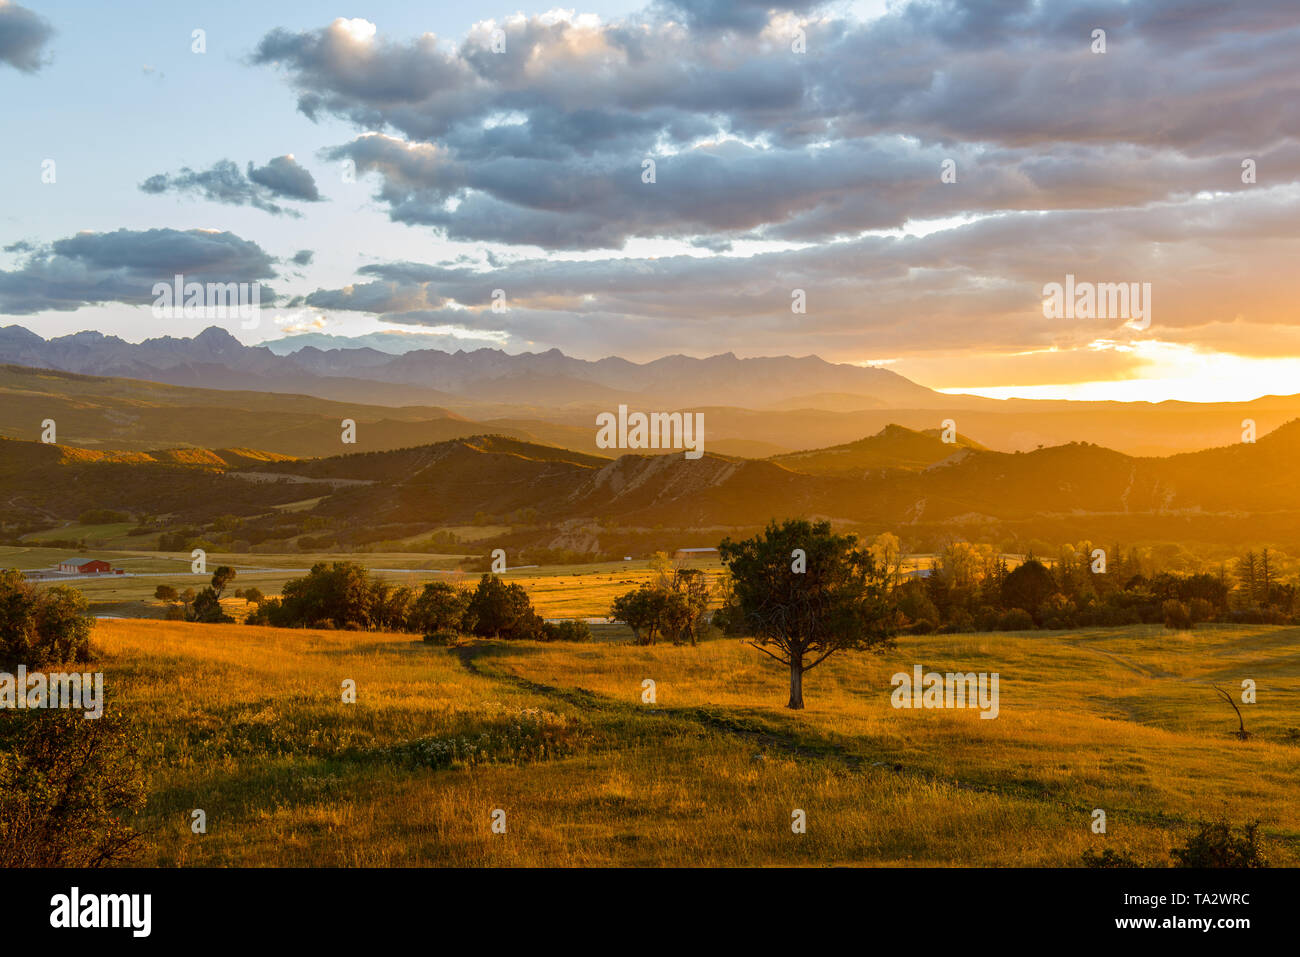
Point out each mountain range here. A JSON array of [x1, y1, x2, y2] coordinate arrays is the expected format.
[[0, 324, 935, 409], [6, 327, 1300, 457]]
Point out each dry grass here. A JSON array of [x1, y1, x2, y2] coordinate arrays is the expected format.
[[85, 618, 1300, 867]]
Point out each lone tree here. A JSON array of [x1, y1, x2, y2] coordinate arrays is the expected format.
[[467, 574, 544, 640], [719, 519, 894, 709], [210, 566, 237, 598]]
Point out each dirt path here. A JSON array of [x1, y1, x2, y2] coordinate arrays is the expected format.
[[1056, 636, 1177, 679]]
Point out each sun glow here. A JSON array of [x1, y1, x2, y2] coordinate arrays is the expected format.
[[934, 341, 1300, 403]]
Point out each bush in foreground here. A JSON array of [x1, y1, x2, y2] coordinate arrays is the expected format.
[[1171, 818, 1267, 868], [1079, 818, 1270, 869], [0, 569, 93, 670]]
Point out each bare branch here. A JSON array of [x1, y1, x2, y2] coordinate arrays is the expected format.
[[801, 646, 840, 673], [747, 641, 792, 667], [1212, 684, 1249, 738]]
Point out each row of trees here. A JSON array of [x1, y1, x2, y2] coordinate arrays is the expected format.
[[706, 523, 1300, 708], [874, 537, 1296, 634], [244, 563, 589, 643]]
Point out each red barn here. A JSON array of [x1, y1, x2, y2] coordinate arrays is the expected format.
[[57, 559, 112, 574]]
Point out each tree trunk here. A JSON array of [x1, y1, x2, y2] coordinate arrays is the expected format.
[[787, 660, 804, 710]]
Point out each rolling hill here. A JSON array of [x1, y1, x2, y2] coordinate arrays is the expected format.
[[770, 424, 986, 474], [0, 364, 600, 458], [3, 419, 1298, 550]]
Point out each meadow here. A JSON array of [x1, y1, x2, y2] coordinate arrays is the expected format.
[[0, 543, 683, 620], [89, 617, 1300, 867]]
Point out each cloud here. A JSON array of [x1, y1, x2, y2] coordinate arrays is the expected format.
[[291, 249, 314, 266], [246, 154, 321, 202], [251, 3, 1300, 249], [0, 1, 53, 72], [654, 0, 829, 32], [0, 228, 279, 315], [298, 185, 1300, 362], [140, 155, 322, 216]]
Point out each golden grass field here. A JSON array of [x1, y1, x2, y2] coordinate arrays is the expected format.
[[0, 543, 687, 620], [88, 617, 1300, 867]]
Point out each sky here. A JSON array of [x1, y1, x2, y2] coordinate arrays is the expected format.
[[1, 0, 1298, 402]]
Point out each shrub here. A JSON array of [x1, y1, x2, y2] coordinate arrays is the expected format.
[[542, 619, 592, 642], [377, 707, 589, 769], [709, 601, 748, 636], [937, 609, 975, 634], [1162, 599, 1193, 630], [1080, 846, 1142, 868], [0, 710, 148, 867], [1171, 819, 1267, 868], [154, 584, 178, 602], [0, 570, 93, 670], [422, 629, 461, 646], [187, 587, 232, 624], [997, 608, 1034, 631], [894, 585, 940, 629], [1225, 607, 1289, 625]]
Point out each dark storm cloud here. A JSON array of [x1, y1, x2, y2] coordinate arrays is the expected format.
[[140, 156, 322, 216], [0, 1, 53, 72], [0, 228, 279, 314]]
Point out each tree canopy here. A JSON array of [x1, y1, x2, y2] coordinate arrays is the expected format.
[[719, 519, 894, 709]]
